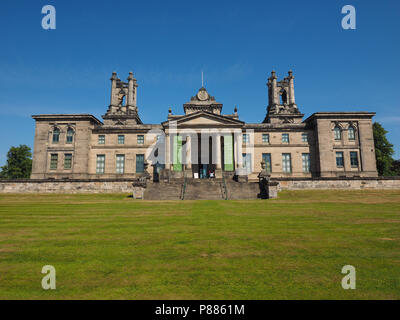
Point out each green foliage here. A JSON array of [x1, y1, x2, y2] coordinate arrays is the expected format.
[[0, 145, 32, 179], [373, 122, 395, 176], [391, 160, 400, 176]]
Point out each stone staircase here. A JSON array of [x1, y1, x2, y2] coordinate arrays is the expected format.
[[183, 178, 226, 200], [143, 181, 183, 200], [225, 180, 261, 199], [142, 179, 264, 200]]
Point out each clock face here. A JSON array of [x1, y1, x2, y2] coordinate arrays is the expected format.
[[197, 90, 209, 101]]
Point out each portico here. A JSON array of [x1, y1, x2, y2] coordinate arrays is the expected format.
[[162, 110, 244, 178]]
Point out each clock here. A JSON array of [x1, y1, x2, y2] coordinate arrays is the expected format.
[[197, 89, 209, 101]]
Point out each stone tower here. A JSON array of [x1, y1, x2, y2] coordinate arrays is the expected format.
[[103, 71, 142, 125], [263, 70, 304, 124]]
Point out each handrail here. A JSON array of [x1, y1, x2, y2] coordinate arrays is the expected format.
[[222, 176, 228, 200]]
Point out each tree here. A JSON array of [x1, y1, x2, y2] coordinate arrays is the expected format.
[[373, 122, 395, 176], [391, 159, 400, 176], [0, 145, 32, 179]]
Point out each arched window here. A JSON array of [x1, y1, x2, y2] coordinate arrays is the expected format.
[[52, 128, 60, 143], [348, 126, 356, 140], [280, 89, 288, 105], [66, 128, 74, 144], [334, 126, 342, 140]]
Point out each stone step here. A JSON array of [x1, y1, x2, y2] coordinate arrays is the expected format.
[[143, 182, 183, 200], [225, 181, 261, 199], [183, 180, 224, 200], [142, 180, 263, 200]]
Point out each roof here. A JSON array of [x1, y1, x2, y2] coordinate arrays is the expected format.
[[161, 110, 244, 127], [32, 114, 103, 124], [304, 112, 376, 122]]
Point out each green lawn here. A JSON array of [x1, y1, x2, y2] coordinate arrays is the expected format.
[[0, 190, 399, 300]]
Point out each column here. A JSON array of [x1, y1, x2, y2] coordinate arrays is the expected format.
[[165, 133, 171, 170], [186, 135, 192, 169], [216, 135, 221, 169], [235, 131, 243, 169]]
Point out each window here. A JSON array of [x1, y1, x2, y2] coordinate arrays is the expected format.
[[98, 135, 105, 144], [118, 135, 125, 144], [282, 153, 292, 173], [136, 154, 145, 173], [336, 152, 344, 167], [52, 128, 60, 143], [66, 128, 74, 144], [116, 155, 125, 174], [50, 154, 58, 169], [262, 134, 270, 144], [96, 155, 105, 174], [64, 154, 72, 169], [334, 126, 342, 140], [302, 153, 311, 173], [350, 151, 359, 167], [282, 133, 289, 143], [348, 126, 356, 140], [137, 135, 144, 145], [243, 134, 249, 144], [302, 133, 308, 143], [262, 153, 272, 173]]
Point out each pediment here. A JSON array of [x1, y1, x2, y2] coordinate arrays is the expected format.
[[162, 111, 243, 127]]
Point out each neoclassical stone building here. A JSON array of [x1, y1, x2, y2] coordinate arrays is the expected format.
[[31, 71, 378, 181]]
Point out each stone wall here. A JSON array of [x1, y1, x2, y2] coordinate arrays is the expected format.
[[275, 177, 400, 190], [0, 179, 135, 193], [0, 177, 399, 195]]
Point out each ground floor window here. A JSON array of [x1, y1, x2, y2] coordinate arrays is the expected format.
[[350, 151, 359, 167], [282, 153, 292, 173], [136, 154, 145, 173], [336, 152, 344, 167], [96, 155, 105, 174], [242, 153, 252, 174], [64, 153, 72, 169], [262, 153, 272, 173], [50, 154, 58, 170], [302, 153, 310, 173], [116, 154, 125, 174]]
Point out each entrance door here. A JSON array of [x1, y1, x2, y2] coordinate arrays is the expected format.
[[242, 153, 252, 174]]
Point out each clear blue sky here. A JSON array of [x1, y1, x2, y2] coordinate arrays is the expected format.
[[0, 0, 399, 166]]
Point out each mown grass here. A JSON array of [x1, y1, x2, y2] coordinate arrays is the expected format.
[[0, 190, 399, 300]]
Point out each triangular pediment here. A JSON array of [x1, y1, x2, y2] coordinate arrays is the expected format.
[[162, 111, 243, 127]]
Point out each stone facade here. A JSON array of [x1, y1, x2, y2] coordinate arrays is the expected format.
[[30, 71, 378, 182]]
